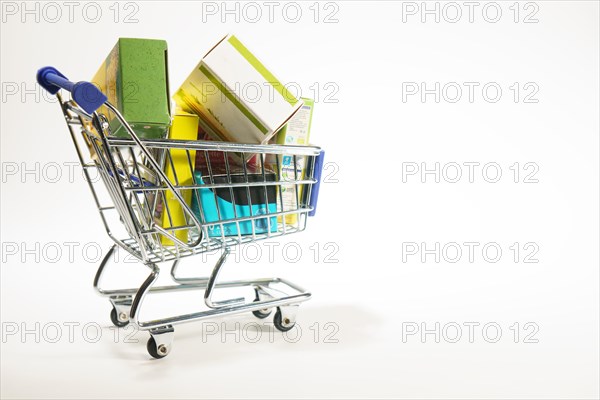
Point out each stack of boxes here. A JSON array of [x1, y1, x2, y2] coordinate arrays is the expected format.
[[91, 35, 315, 245]]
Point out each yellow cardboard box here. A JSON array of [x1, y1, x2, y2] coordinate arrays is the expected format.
[[160, 113, 199, 245]]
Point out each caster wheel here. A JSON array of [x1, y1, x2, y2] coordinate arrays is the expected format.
[[147, 337, 168, 359], [273, 308, 295, 332], [252, 292, 272, 319], [110, 307, 129, 328], [253, 308, 272, 319]]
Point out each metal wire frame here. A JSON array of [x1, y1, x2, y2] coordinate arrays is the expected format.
[[59, 93, 321, 264], [54, 91, 320, 356]]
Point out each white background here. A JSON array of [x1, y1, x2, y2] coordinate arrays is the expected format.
[[1, 1, 599, 398]]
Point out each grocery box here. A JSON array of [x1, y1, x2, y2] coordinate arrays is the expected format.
[[174, 34, 303, 146], [270, 98, 315, 225], [275, 98, 314, 147], [159, 113, 200, 246], [191, 165, 278, 237], [92, 38, 170, 139]]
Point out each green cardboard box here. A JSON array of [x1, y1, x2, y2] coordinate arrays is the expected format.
[[92, 38, 171, 139]]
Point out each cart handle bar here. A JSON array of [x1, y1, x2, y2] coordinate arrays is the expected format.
[[37, 66, 107, 114]]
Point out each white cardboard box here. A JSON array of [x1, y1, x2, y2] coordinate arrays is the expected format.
[[174, 34, 303, 145]]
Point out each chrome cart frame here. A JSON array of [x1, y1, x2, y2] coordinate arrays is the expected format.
[[37, 66, 324, 358]]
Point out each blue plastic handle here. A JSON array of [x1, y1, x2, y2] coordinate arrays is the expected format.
[[37, 66, 107, 114], [308, 151, 325, 217]]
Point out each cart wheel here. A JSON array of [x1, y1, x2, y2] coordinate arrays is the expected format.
[[147, 337, 168, 359], [253, 308, 272, 319], [252, 292, 272, 319], [273, 307, 296, 332], [110, 307, 129, 328]]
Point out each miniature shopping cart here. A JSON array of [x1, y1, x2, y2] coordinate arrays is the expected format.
[[37, 66, 324, 358]]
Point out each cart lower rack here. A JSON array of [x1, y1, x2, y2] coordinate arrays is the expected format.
[[37, 66, 324, 358]]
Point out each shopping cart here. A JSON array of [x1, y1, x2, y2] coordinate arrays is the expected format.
[[36, 66, 324, 358]]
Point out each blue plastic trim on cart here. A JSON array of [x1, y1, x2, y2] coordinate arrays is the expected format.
[[36, 66, 107, 114], [308, 151, 325, 217], [108, 169, 155, 188]]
